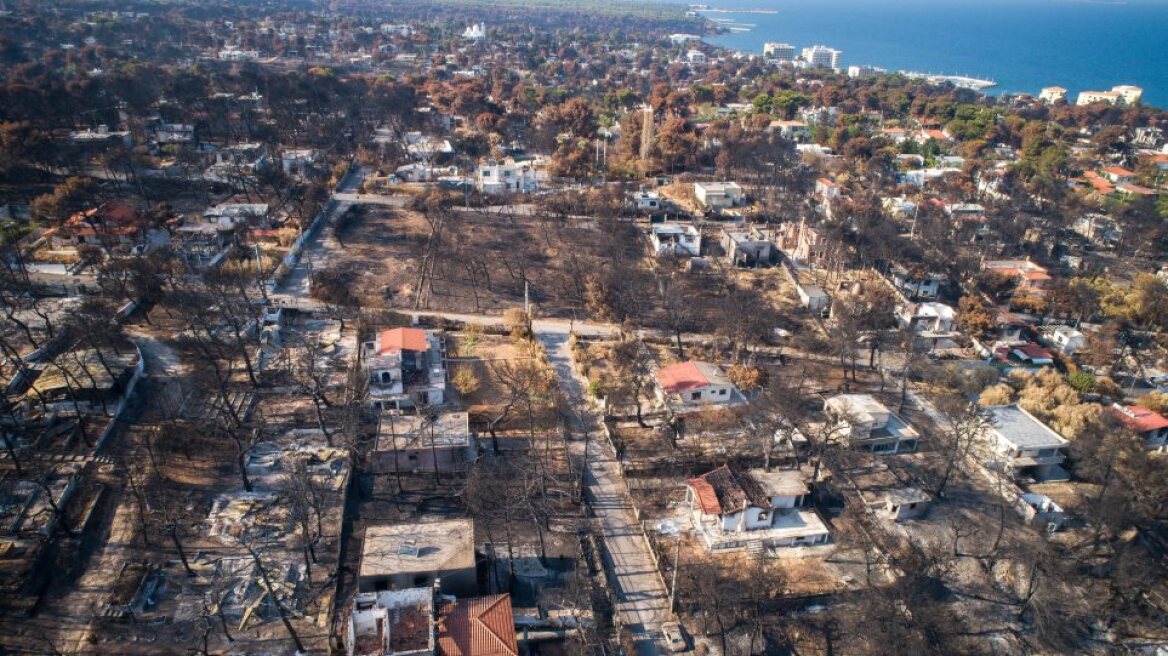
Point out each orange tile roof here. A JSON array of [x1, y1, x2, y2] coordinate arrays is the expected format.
[[437, 594, 518, 656], [378, 327, 428, 354], [1103, 166, 1134, 177], [656, 361, 710, 395], [1110, 405, 1168, 433], [688, 476, 721, 515]]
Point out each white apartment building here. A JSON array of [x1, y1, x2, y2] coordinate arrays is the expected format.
[[763, 42, 796, 62], [847, 65, 885, 79], [1039, 86, 1067, 103], [801, 45, 841, 69], [1076, 85, 1143, 106]]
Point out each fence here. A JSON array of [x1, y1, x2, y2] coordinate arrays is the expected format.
[[94, 342, 146, 454]]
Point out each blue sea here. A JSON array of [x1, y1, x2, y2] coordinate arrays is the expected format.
[[698, 0, 1168, 108]]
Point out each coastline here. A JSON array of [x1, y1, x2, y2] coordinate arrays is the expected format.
[[689, 1, 1163, 108]]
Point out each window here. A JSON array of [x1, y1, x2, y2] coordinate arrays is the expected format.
[[719, 388, 727, 396], [691, 392, 701, 401], [908, 503, 918, 509], [757, 511, 769, 522], [889, 505, 900, 514]]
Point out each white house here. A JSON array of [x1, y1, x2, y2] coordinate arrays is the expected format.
[[825, 394, 920, 455], [685, 50, 707, 65], [475, 159, 542, 194], [649, 223, 701, 258], [890, 265, 945, 300], [898, 302, 956, 334], [686, 466, 829, 552], [280, 148, 318, 177], [630, 189, 662, 211], [1072, 213, 1122, 245], [362, 327, 447, 411], [982, 405, 1070, 481], [154, 123, 195, 144], [694, 181, 744, 209], [722, 227, 773, 267], [1039, 325, 1085, 355], [796, 282, 830, 311], [462, 23, 486, 40], [655, 361, 739, 407]]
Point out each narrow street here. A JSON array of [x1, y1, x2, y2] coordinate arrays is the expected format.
[[538, 331, 670, 656]]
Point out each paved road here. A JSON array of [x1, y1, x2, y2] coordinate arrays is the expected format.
[[538, 331, 669, 656]]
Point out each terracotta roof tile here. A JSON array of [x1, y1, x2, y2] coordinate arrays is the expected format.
[[656, 361, 710, 395], [378, 327, 428, 354], [1110, 405, 1168, 433], [437, 594, 518, 656]]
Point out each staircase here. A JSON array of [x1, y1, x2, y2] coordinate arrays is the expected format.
[[746, 540, 766, 557]]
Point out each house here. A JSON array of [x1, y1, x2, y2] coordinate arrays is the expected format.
[[796, 282, 830, 312], [693, 181, 744, 209], [1102, 166, 1136, 185], [685, 465, 829, 552], [211, 142, 270, 173], [655, 361, 740, 407], [767, 119, 809, 141], [154, 123, 195, 144], [824, 394, 920, 454], [982, 405, 1070, 481], [1017, 493, 1065, 531], [889, 265, 945, 300], [345, 587, 435, 656], [994, 343, 1055, 367], [685, 50, 707, 64], [898, 302, 956, 334], [777, 222, 829, 267], [722, 227, 773, 267], [358, 519, 477, 595], [1039, 325, 1085, 355], [363, 328, 447, 411], [815, 178, 843, 202], [1109, 404, 1168, 451], [405, 132, 456, 161], [51, 201, 143, 248], [437, 594, 519, 656], [649, 223, 701, 258], [280, 148, 319, 177], [374, 412, 474, 474], [630, 189, 662, 211], [1072, 213, 1122, 245], [475, 159, 542, 194], [204, 202, 270, 228], [871, 487, 931, 521], [982, 259, 1052, 297]]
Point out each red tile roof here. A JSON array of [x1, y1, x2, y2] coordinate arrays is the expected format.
[[1103, 166, 1134, 177], [1110, 405, 1168, 433], [656, 361, 711, 395], [687, 465, 768, 515], [378, 327, 428, 354], [437, 594, 518, 656]]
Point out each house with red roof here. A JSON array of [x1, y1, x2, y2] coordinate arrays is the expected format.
[[1102, 166, 1135, 185], [363, 327, 447, 410], [437, 594, 519, 656], [50, 201, 145, 248], [982, 258, 1052, 297], [654, 360, 741, 409], [1110, 404, 1168, 451], [685, 465, 828, 552]]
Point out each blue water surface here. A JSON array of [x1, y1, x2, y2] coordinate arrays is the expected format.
[[697, 0, 1168, 107]]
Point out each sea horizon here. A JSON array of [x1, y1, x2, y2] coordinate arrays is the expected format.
[[694, 0, 1168, 108]]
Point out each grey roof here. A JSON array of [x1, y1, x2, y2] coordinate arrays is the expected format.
[[985, 405, 1069, 449]]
